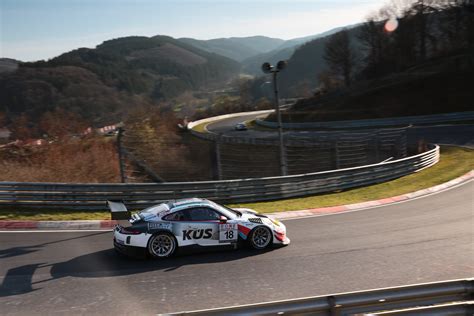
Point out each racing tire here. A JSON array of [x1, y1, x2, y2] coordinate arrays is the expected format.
[[147, 232, 177, 258], [248, 226, 272, 250]]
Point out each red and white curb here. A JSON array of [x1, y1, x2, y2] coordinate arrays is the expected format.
[[0, 219, 117, 230], [267, 170, 473, 220], [0, 170, 472, 230]]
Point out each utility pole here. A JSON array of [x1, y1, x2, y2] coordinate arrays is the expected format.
[[117, 127, 127, 183], [262, 61, 288, 176]]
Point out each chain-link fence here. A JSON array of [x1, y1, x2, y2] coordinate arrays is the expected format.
[[211, 127, 408, 180]]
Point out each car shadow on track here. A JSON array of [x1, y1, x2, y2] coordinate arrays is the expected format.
[[0, 231, 109, 259], [0, 246, 276, 298]]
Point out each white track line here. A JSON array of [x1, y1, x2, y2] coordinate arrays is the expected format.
[[282, 178, 473, 222]]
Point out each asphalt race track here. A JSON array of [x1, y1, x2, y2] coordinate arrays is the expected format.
[[206, 113, 474, 148], [0, 181, 472, 315]]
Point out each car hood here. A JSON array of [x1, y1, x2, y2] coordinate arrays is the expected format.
[[233, 208, 260, 215], [234, 208, 273, 223]]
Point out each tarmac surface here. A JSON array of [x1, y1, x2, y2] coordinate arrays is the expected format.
[[0, 180, 472, 315]]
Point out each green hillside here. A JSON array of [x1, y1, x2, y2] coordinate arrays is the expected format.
[[178, 36, 285, 62], [0, 35, 241, 127], [276, 27, 361, 97], [48, 35, 240, 97], [241, 26, 357, 75]]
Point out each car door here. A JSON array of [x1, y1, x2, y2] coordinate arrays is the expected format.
[[184, 207, 224, 246], [162, 209, 195, 247]]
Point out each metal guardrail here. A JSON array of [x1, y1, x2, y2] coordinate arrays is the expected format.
[[167, 278, 474, 316], [0, 145, 439, 210], [256, 111, 474, 129]]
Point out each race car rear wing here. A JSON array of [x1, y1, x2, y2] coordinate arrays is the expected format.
[[106, 200, 131, 223]]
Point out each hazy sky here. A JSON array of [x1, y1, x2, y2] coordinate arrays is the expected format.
[[1, 0, 387, 61]]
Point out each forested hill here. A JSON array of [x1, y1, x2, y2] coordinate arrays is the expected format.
[[241, 25, 358, 75], [178, 36, 285, 62], [277, 27, 361, 97], [51, 35, 240, 96], [277, 1, 473, 97], [0, 35, 240, 125]]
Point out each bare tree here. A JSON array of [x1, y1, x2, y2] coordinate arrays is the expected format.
[[357, 17, 394, 77], [437, 0, 474, 53], [323, 29, 356, 87]]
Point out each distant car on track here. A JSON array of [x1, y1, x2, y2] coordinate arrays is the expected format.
[[234, 123, 247, 131], [108, 198, 290, 258]]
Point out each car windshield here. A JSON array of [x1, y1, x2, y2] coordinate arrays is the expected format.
[[209, 201, 240, 219]]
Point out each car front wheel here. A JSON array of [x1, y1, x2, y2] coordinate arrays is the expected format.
[[249, 226, 272, 250], [147, 233, 177, 258]]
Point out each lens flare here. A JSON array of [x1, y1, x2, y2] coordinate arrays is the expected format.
[[384, 18, 398, 32]]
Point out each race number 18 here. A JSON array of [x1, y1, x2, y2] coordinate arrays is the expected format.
[[219, 223, 238, 243], [224, 230, 234, 239]]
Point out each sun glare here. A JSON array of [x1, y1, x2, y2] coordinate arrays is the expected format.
[[384, 18, 398, 32]]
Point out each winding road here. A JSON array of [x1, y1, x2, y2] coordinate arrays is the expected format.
[[206, 112, 474, 148], [1, 180, 472, 315]]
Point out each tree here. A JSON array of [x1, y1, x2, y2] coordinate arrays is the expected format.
[[237, 78, 253, 111], [10, 114, 36, 140], [39, 108, 88, 140], [318, 70, 342, 92], [405, 0, 439, 61], [437, 0, 474, 53], [358, 20, 385, 77], [323, 29, 356, 87], [0, 111, 6, 127]]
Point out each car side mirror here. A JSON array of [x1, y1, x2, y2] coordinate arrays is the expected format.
[[219, 215, 227, 223]]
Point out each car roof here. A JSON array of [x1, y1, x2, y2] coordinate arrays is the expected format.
[[167, 198, 213, 211]]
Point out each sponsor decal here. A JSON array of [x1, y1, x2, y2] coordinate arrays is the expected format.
[[182, 229, 213, 240], [142, 214, 156, 221], [238, 224, 251, 240], [115, 238, 125, 245], [148, 222, 172, 231]]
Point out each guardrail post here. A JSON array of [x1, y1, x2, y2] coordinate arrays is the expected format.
[[374, 130, 380, 163], [335, 135, 340, 169], [400, 128, 408, 158], [117, 127, 127, 183], [215, 136, 223, 180], [328, 295, 339, 316]]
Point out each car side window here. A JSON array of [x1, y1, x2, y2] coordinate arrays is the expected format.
[[163, 210, 189, 221], [188, 207, 221, 221]]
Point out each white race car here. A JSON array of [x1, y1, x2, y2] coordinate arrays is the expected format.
[[234, 123, 247, 131], [108, 198, 290, 258]]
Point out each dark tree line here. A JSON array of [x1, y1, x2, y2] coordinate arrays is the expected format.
[[323, 29, 356, 87], [323, 0, 474, 85]]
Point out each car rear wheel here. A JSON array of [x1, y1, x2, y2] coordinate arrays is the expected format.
[[249, 226, 272, 250], [148, 233, 176, 258]]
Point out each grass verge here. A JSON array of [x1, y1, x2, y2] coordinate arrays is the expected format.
[[230, 146, 473, 213], [0, 146, 472, 221], [190, 121, 209, 133]]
